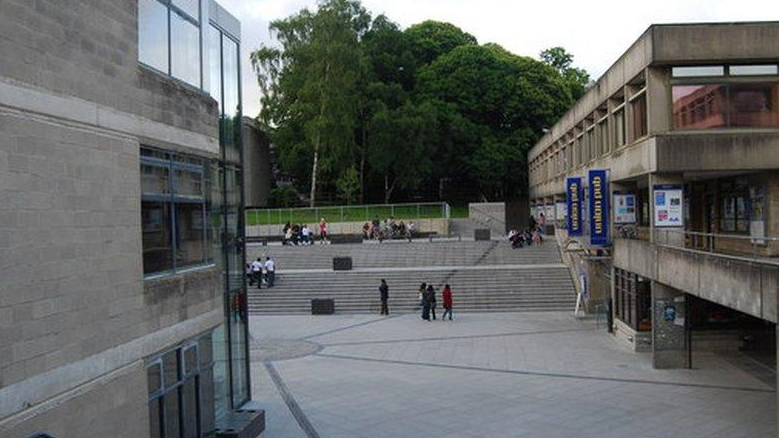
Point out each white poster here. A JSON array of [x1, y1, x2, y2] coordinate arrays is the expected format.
[[613, 193, 637, 224], [556, 201, 567, 222], [653, 185, 684, 227], [545, 204, 555, 221]]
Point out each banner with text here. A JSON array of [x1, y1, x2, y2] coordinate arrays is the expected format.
[[588, 170, 609, 246], [566, 177, 583, 236]]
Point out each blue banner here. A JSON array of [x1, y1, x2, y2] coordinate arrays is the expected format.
[[566, 177, 583, 236], [588, 170, 609, 246]]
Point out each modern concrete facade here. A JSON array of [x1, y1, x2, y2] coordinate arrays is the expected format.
[[242, 117, 271, 208], [529, 22, 779, 380], [0, 1, 261, 437]]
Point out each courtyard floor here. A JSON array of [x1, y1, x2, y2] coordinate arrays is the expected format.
[[248, 312, 775, 438]]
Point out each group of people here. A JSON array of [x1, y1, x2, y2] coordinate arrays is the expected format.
[[363, 217, 416, 242], [507, 213, 546, 249], [282, 218, 329, 245], [376, 280, 453, 321], [247, 256, 276, 289]]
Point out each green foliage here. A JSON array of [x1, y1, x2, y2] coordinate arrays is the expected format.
[[336, 167, 361, 204], [252, 1, 588, 204], [269, 185, 301, 208]]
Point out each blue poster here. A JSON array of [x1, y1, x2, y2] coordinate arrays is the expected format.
[[566, 177, 583, 236], [588, 170, 609, 246]]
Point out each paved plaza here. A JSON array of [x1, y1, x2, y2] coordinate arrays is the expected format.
[[249, 312, 776, 438]]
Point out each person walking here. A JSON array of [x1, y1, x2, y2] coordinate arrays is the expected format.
[[265, 256, 276, 288], [379, 279, 389, 315], [441, 284, 453, 321], [417, 282, 426, 310], [250, 258, 263, 289], [421, 284, 431, 321], [426, 284, 437, 320]]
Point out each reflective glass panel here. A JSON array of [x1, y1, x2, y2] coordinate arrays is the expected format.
[[631, 94, 647, 140], [183, 346, 198, 375], [181, 378, 198, 438], [614, 109, 625, 147], [175, 203, 206, 267], [222, 37, 241, 163], [200, 369, 216, 437], [209, 25, 223, 105], [163, 350, 180, 386], [149, 398, 162, 438], [672, 66, 724, 77], [171, 13, 201, 88], [729, 83, 779, 128], [730, 65, 778, 76], [142, 201, 173, 274], [138, 0, 169, 72], [147, 363, 162, 395], [672, 85, 727, 129], [229, 291, 249, 406], [174, 167, 203, 198], [172, 0, 199, 21], [212, 324, 230, 420], [142, 163, 170, 196], [164, 392, 181, 438]]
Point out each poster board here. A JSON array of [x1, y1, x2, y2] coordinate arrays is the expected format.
[[653, 185, 683, 227], [613, 192, 637, 224]]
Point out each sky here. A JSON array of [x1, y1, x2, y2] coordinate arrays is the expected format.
[[216, 0, 779, 118]]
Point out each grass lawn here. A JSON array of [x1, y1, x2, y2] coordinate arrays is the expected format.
[[246, 203, 453, 226]]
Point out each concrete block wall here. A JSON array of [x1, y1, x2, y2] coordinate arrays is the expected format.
[[0, 0, 218, 138]]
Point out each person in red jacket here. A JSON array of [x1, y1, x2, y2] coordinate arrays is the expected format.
[[441, 284, 453, 321]]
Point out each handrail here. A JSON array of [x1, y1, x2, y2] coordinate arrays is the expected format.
[[246, 202, 450, 226], [24, 434, 59, 438], [655, 228, 779, 262]]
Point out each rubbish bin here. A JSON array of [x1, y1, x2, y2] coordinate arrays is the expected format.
[[311, 299, 335, 315]]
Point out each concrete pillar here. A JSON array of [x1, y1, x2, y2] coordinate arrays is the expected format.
[[651, 282, 689, 369], [647, 66, 671, 135], [649, 173, 685, 246]]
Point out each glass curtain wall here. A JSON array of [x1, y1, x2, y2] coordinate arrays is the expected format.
[[208, 22, 250, 419]]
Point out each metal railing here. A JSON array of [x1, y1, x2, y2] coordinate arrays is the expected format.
[[655, 228, 779, 261], [246, 202, 450, 226]]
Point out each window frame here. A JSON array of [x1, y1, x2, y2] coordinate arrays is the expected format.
[[142, 147, 212, 277], [138, 0, 204, 90]]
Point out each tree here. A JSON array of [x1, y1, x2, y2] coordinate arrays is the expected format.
[[336, 166, 361, 204], [252, 0, 370, 207], [404, 20, 477, 66], [540, 46, 591, 101]]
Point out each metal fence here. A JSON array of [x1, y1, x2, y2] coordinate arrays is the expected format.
[[246, 202, 450, 226], [655, 228, 779, 261]]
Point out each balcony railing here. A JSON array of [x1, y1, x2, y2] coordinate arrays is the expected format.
[[655, 228, 779, 262]]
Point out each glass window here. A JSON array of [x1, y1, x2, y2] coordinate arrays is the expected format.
[[730, 65, 778, 76], [171, 13, 201, 88], [719, 179, 750, 234], [172, 0, 200, 21], [208, 25, 223, 105], [163, 350, 179, 387], [175, 203, 206, 268], [222, 37, 241, 163], [200, 368, 216, 436], [631, 94, 647, 140], [138, 0, 169, 73], [175, 168, 204, 198], [142, 201, 173, 273], [142, 163, 170, 196], [672, 66, 725, 77], [613, 269, 651, 331], [672, 84, 728, 129], [164, 392, 181, 438], [148, 363, 162, 395], [181, 378, 199, 438], [149, 398, 162, 438], [729, 83, 779, 128], [613, 109, 625, 147]]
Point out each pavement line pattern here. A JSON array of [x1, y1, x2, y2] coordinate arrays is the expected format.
[[314, 353, 775, 393], [264, 361, 322, 438], [276, 263, 567, 274], [319, 328, 586, 347], [301, 315, 402, 340]]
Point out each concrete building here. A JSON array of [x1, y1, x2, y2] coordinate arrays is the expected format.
[[529, 22, 779, 379], [242, 117, 271, 208], [0, 1, 263, 437]]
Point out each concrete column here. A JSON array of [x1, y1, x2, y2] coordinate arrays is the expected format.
[[651, 282, 689, 369], [646, 66, 671, 135], [649, 173, 685, 246]]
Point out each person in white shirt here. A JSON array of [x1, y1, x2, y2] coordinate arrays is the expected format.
[[265, 256, 276, 287], [301, 225, 311, 245], [250, 258, 264, 289]]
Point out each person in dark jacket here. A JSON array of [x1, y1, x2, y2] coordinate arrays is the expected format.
[[379, 279, 389, 315], [441, 284, 453, 321], [426, 285, 437, 320], [421, 283, 431, 321], [418, 282, 426, 310]]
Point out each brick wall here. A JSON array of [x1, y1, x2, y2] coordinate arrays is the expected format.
[[0, 0, 218, 138]]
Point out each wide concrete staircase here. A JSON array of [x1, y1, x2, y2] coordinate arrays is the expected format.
[[248, 240, 576, 314]]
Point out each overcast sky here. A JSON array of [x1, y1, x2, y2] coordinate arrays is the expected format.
[[216, 0, 779, 118]]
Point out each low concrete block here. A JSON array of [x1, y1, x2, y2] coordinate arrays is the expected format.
[[311, 299, 334, 315], [474, 229, 491, 241], [333, 257, 353, 271]]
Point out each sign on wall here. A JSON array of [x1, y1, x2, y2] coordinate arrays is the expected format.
[[613, 191, 637, 224], [653, 185, 684, 227], [556, 201, 567, 222], [545, 204, 555, 221], [588, 170, 609, 246], [566, 177, 583, 236]]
